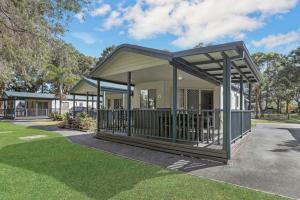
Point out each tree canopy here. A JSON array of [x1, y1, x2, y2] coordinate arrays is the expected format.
[[0, 0, 92, 94], [251, 50, 300, 117]]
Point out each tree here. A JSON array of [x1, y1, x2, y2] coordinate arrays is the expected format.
[[274, 63, 295, 118], [96, 45, 117, 66], [0, 0, 89, 94], [289, 47, 300, 114], [46, 40, 79, 114], [252, 52, 267, 118]]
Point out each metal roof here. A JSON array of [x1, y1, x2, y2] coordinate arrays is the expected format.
[[1, 91, 88, 101], [90, 41, 260, 85], [70, 77, 128, 95]]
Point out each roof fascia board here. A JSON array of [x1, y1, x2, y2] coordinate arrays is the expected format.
[[90, 44, 172, 77], [173, 41, 243, 58]]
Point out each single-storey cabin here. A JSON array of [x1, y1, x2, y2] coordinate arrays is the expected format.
[[70, 77, 129, 110], [0, 91, 88, 119], [0, 79, 127, 119], [89, 41, 260, 162]]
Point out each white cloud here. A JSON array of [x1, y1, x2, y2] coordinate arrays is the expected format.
[[71, 32, 98, 45], [91, 4, 111, 16], [252, 30, 300, 48], [101, 0, 298, 48], [103, 11, 123, 29]]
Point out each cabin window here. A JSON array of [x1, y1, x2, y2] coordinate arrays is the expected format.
[[140, 89, 156, 109], [187, 89, 200, 110], [107, 99, 111, 109], [235, 94, 239, 109]]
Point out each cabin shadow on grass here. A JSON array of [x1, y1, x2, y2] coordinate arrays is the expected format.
[[0, 137, 175, 200]]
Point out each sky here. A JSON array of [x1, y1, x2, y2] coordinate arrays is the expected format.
[[63, 0, 300, 58]]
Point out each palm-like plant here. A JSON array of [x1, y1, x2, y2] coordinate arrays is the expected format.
[[47, 64, 77, 114]]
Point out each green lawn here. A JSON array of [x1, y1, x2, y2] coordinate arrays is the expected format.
[[0, 122, 287, 200]]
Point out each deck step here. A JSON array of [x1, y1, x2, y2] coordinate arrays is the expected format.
[[96, 132, 228, 163]]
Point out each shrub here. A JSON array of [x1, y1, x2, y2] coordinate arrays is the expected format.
[[63, 112, 96, 132], [50, 112, 64, 121]]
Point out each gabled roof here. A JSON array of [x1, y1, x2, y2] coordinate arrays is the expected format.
[[90, 41, 261, 85], [70, 77, 128, 95], [1, 91, 88, 101]]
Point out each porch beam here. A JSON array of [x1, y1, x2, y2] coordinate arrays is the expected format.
[[97, 80, 101, 133], [223, 55, 231, 160], [89, 77, 135, 87], [205, 53, 223, 69], [127, 72, 132, 136], [205, 65, 247, 72], [190, 58, 223, 65], [210, 72, 251, 76], [231, 61, 250, 82], [172, 64, 177, 142], [172, 57, 221, 85]]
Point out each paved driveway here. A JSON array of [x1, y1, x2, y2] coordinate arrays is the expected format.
[[9, 120, 300, 199], [191, 123, 300, 199]]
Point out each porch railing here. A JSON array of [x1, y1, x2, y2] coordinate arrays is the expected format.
[[231, 110, 251, 142], [98, 108, 252, 146], [17, 108, 49, 117], [98, 109, 223, 145], [1, 108, 50, 118]]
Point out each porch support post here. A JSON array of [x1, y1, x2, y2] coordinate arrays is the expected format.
[[4, 100, 6, 117], [240, 78, 244, 137], [14, 97, 17, 119], [240, 78, 243, 110], [91, 96, 94, 111], [25, 100, 27, 117], [73, 95, 76, 118], [86, 92, 89, 114], [54, 99, 57, 113], [248, 83, 252, 132], [127, 72, 132, 136], [248, 83, 252, 110], [97, 80, 101, 133], [223, 55, 231, 160], [172, 64, 177, 142], [103, 91, 106, 109]]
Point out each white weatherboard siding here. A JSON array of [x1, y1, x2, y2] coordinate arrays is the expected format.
[[133, 80, 244, 110]]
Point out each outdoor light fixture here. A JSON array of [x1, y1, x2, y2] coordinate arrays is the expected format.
[[178, 76, 183, 80]]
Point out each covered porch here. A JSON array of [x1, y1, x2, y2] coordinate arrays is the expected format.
[[90, 42, 260, 162], [69, 77, 128, 118]]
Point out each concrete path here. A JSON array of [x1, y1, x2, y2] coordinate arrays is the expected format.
[[10, 120, 300, 199]]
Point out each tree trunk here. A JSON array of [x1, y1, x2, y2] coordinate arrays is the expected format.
[[259, 95, 264, 118], [255, 98, 259, 119], [277, 99, 280, 113], [59, 84, 63, 115], [286, 101, 290, 120], [298, 101, 300, 117]]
